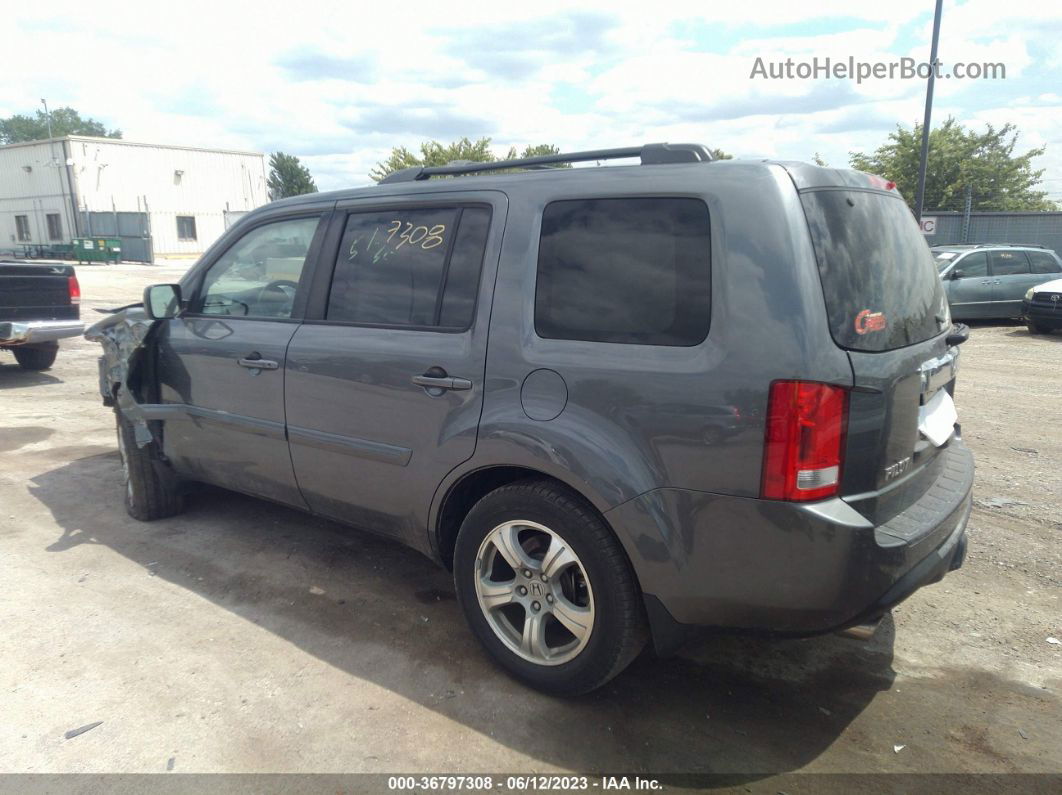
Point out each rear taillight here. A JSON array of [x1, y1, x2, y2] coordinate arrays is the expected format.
[[761, 380, 848, 501], [68, 275, 81, 305]]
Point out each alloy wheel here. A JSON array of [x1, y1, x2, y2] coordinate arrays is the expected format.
[[474, 520, 595, 666]]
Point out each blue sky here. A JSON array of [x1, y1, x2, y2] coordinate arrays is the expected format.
[[6, 0, 1061, 201]]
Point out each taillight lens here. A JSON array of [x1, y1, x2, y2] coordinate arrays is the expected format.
[[761, 380, 848, 501], [68, 275, 81, 304]]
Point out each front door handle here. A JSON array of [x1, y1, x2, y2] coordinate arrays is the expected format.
[[412, 373, 472, 391], [237, 354, 279, 370]]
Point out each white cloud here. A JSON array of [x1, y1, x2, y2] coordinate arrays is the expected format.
[[3, 0, 1058, 194]]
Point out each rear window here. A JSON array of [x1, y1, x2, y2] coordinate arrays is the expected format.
[[535, 197, 710, 346], [989, 250, 1028, 276], [801, 190, 948, 352], [327, 206, 490, 329]]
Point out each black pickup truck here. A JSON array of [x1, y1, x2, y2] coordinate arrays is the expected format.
[[0, 262, 84, 371]]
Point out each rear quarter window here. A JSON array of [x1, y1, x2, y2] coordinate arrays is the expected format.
[[1028, 251, 1062, 275], [534, 197, 710, 346]]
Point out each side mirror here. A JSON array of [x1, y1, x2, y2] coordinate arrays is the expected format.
[[950, 269, 964, 280], [143, 284, 182, 319]]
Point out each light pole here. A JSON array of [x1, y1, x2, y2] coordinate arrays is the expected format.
[[41, 98, 54, 139], [914, 0, 943, 221]]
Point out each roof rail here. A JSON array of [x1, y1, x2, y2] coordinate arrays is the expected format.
[[972, 242, 1047, 249], [378, 143, 714, 184]]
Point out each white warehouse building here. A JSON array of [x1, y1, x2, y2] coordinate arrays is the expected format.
[[0, 136, 268, 261]]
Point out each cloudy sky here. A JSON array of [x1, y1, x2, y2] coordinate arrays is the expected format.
[[7, 0, 1061, 200]]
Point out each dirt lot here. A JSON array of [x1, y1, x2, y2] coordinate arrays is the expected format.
[[1, 263, 1060, 786]]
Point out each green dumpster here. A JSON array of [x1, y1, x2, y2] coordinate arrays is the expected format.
[[73, 237, 122, 264]]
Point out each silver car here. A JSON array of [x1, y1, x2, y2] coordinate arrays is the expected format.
[[934, 244, 1062, 320]]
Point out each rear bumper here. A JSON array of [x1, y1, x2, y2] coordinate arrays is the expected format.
[[1022, 299, 1062, 328], [0, 319, 84, 346], [606, 439, 974, 645]]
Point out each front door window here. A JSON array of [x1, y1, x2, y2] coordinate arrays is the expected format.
[[195, 217, 320, 319]]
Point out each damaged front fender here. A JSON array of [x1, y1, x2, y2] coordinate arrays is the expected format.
[[85, 308, 157, 448]]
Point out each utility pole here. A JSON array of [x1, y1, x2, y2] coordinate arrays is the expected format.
[[914, 0, 944, 221]]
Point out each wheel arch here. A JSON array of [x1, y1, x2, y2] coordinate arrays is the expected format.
[[432, 464, 693, 658], [433, 464, 618, 572]]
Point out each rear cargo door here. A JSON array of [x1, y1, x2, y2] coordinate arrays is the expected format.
[[800, 188, 958, 522]]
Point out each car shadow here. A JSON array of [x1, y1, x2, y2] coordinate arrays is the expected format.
[[960, 318, 1023, 329], [31, 452, 899, 782], [1004, 328, 1060, 340], [0, 360, 62, 387]]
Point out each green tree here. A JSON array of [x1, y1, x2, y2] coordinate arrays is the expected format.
[[0, 107, 121, 143], [268, 152, 318, 199], [370, 137, 565, 182], [849, 118, 1056, 211]]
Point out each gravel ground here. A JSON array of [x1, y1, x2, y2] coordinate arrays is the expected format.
[[1, 263, 1059, 786]]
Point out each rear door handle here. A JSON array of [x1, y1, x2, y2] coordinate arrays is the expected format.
[[237, 355, 279, 370], [412, 374, 472, 391]]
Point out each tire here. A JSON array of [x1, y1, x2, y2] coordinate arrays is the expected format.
[[453, 479, 647, 695], [1027, 322, 1052, 335], [115, 410, 184, 521], [13, 342, 58, 371]]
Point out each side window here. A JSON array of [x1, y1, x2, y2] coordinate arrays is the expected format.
[[535, 197, 710, 346], [1028, 251, 1062, 275], [954, 252, 987, 278], [327, 206, 491, 329], [195, 216, 321, 319], [989, 250, 1029, 276]]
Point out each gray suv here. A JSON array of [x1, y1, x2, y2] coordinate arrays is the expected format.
[[934, 243, 1062, 320], [89, 144, 974, 694]]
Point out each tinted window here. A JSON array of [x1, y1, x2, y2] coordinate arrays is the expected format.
[[196, 216, 321, 319], [954, 252, 988, 278], [535, 198, 710, 346], [1028, 251, 1062, 275], [440, 208, 491, 328], [989, 250, 1029, 276], [801, 190, 948, 352], [327, 206, 490, 329]]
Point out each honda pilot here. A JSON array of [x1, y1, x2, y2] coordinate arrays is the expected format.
[[88, 144, 974, 695]]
